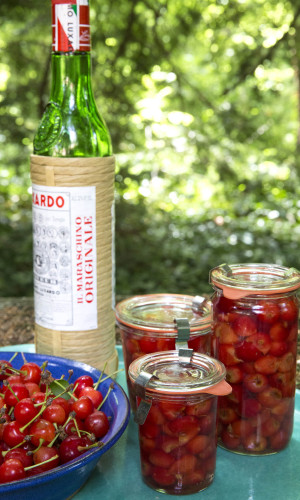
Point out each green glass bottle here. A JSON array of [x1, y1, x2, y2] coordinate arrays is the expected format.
[[34, 1, 111, 156], [31, 0, 117, 372]]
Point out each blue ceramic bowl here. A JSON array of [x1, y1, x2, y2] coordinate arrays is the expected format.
[[0, 351, 130, 500]]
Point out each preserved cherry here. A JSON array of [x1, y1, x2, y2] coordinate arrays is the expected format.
[[210, 263, 300, 455], [129, 351, 231, 494], [116, 294, 212, 411]]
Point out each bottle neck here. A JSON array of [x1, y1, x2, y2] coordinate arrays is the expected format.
[[50, 52, 94, 107]]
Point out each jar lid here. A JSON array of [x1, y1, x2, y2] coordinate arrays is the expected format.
[[128, 350, 230, 396], [115, 294, 211, 334], [210, 263, 300, 300]]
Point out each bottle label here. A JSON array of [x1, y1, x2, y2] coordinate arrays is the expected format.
[[52, 0, 90, 52], [32, 183, 97, 331]]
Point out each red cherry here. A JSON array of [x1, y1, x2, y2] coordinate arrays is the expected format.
[[24, 382, 40, 397], [186, 435, 210, 454], [218, 344, 241, 366], [221, 428, 241, 450], [169, 454, 197, 475], [269, 429, 290, 450], [244, 373, 268, 393], [235, 341, 261, 362], [214, 296, 236, 314], [43, 403, 66, 425], [242, 399, 261, 418], [146, 404, 166, 426], [14, 398, 38, 425], [247, 333, 271, 355], [84, 410, 109, 438], [254, 355, 278, 374], [253, 301, 280, 324], [79, 386, 103, 409], [55, 396, 71, 416], [64, 416, 85, 436], [279, 298, 298, 322], [31, 391, 48, 405], [168, 416, 200, 436], [20, 362, 42, 385], [0, 458, 25, 483], [148, 449, 175, 469], [30, 418, 56, 447], [140, 420, 160, 439], [151, 466, 176, 486], [277, 352, 295, 373], [3, 421, 26, 447], [139, 336, 158, 354], [181, 469, 206, 487], [4, 383, 29, 407], [73, 375, 94, 397], [186, 398, 212, 417], [230, 419, 253, 438], [5, 448, 33, 468], [232, 315, 257, 338], [59, 435, 92, 464], [227, 384, 243, 404], [71, 396, 94, 420], [218, 407, 238, 424], [243, 434, 267, 453], [269, 322, 289, 341], [214, 323, 238, 344], [33, 446, 60, 472], [261, 417, 280, 437], [258, 388, 282, 408], [159, 401, 185, 420], [226, 366, 243, 384], [269, 341, 288, 357]]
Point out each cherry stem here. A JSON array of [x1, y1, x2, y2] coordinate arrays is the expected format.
[[72, 416, 81, 437], [0, 365, 25, 376], [24, 454, 58, 471], [48, 426, 60, 448], [2, 439, 27, 457], [40, 361, 48, 374], [93, 362, 107, 390], [97, 382, 114, 411], [54, 379, 76, 400], [98, 369, 123, 385], [5, 383, 20, 403], [77, 441, 104, 452], [21, 352, 27, 364], [27, 438, 45, 455], [8, 352, 19, 364], [61, 412, 81, 437], [62, 411, 76, 430]]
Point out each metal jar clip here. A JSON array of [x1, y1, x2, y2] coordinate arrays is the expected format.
[[134, 371, 156, 425], [174, 318, 193, 360]]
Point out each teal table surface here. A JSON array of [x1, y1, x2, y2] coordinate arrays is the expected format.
[[1, 344, 300, 500]]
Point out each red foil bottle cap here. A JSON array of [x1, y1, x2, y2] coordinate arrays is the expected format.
[[52, 0, 90, 52]]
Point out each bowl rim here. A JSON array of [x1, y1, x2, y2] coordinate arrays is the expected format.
[[0, 351, 130, 492]]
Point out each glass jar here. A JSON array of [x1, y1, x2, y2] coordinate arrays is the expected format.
[[128, 350, 231, 495], [115, 294, 212, 410], [210, 263, 300, 455]]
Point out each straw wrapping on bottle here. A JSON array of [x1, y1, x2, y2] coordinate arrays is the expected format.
[[30, 154, 118, 373]]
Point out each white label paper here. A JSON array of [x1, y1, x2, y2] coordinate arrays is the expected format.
[[32, 184, 97, 331]]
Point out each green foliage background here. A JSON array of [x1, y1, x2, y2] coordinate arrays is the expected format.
[[0, 0, 300, 298]]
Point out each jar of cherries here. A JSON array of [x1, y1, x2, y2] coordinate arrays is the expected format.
[[210, 263, 300, 455], [128, 350, 231, 494], [115, 294, 212, 410]]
